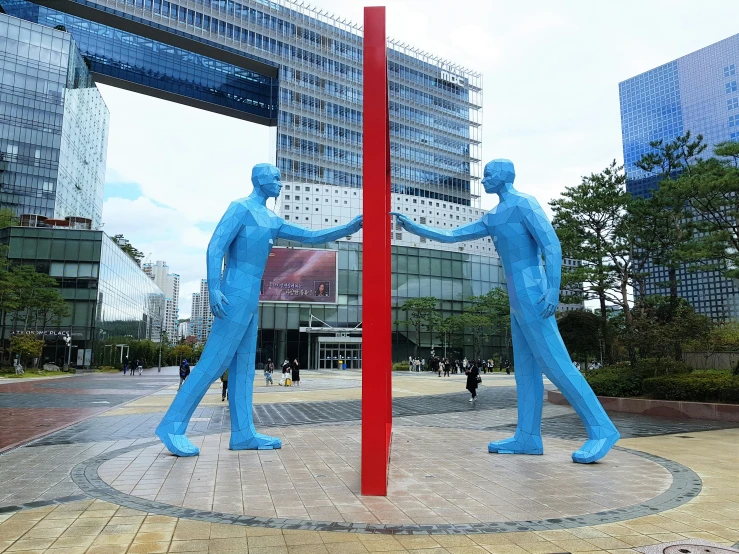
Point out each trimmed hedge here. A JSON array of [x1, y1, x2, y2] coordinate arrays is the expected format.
[[584, 358, 693, 398], [643, 374, 739, 404], [392, 361, 410, 371], [583, 360, 739, 404], [584, 368, 644, 398]]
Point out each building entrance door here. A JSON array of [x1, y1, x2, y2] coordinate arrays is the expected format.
[[317, 339, 362, 370]]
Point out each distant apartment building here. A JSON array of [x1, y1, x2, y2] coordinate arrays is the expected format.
[[0, 12, 109, 227], [619, 33, 739, 321], [190, 280, 213, 344], [177, 320, 190, 340], [142, 260, 180, 343]]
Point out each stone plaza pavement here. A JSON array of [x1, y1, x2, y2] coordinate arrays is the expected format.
[[0, 367, 737, 554]]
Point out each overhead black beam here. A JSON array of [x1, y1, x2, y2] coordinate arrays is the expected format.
[[29, 0, 279, 78]]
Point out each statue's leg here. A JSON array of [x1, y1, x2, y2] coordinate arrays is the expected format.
[[488, 316, 544, 455], [520, 310, 619, 463], [156, 312, 248, 456], [228, 313, 282, 450]]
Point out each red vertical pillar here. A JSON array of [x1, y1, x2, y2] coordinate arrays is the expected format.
[[362, 6, 392, 496]]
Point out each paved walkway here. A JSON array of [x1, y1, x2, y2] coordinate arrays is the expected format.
[[0, 368, 737, 553], [0, 368, 177, 453]]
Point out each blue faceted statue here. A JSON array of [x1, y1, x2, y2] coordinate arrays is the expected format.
[[156, 163, 362, 456], [392, 159, 619, 463]]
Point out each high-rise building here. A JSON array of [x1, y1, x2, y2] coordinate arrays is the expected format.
[[619, 34, 739, 322], [2, 0, 512, 364], [0, 225, 165, 368], [142, 260, 180, 343], [0, 12, 109, 227], [190, 280, 214, 344], [177, 320, 190, 340]]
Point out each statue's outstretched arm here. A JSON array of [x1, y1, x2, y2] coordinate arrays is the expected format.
[[521, 198, 562, 318], [278, 215, 362, 245], [390, 212, 487, 243], [206, 201, 244, 318]]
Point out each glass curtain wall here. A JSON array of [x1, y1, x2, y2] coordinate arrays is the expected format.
[[257, 241, 505, 366]]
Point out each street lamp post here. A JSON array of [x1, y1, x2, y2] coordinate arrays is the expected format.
[[157, 306, 164, 373]]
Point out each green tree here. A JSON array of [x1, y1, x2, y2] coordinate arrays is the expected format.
[[557, 310, 602, 366], [436, 315, 463, 359], [550, 161, 636, 364], [395, 297, 439, 359], [626, 296, 712, 363], [10, 334, 44, 366], [464, 288, 512, 362], [6, 265, 68, 333], [170, 344, 194, 366], [634, 132, 706, 310], [672, 142, 739, 280], [0, 208, 18, 229], [111, 234, 145, 266]]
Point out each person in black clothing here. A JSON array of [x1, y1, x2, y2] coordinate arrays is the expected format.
[[291, 358, 300, 386], [220, 368, 228, 401], [465, 364, 480, 402], [179, 359, 190, 390]]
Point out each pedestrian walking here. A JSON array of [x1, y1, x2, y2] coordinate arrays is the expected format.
[[465, 363, 480, 402], [131, 359, 140, 376], [123, 355, 129, 375], [264, 359, 274, 385], [137, 359, 143, 375], [504, 358, 511, 375], [444, 360, 450, 377], [179, 358, 190, 390], [220, 368, 228, 401], [291, 358, 300, 386]]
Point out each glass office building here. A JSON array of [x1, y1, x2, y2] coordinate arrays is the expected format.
[[0, 13, 109, 227], [255, 240, 505, 368], [619, 34, 739, 322], [0, 226, 165, 368], [2, 0, 482, 203], [3, 0, 497, 363]]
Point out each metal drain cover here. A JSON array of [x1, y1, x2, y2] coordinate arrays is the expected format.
[[638, 539, 739, 554]]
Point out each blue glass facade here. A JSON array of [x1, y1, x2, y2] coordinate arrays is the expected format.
[[0, 12, 108, 225], [2, 0, 279, 124], [3, 0, 481, 206], [0, 227, 165, 368], [619, 34, 739, 322]]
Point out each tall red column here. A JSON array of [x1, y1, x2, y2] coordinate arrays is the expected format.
[[361, 6, 392, 496]]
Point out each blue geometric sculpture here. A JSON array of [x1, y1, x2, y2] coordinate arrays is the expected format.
[[156, 163, 362, 456], [392, 159, 620, 463]]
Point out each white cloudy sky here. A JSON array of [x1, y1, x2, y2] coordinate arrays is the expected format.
[[99, 0, 739, 318]]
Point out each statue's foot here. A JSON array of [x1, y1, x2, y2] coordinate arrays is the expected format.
[[572, 430, 620, 464], [156, 426, 200, 457], [230, 431, 282, 450], [488, 434, 543, 455]]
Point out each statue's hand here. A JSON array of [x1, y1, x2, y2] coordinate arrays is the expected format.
[[210, 289, 230, 319], [536, 288, 559, 319], [348, 214, 363, 233], [390, 212, 412, 232]]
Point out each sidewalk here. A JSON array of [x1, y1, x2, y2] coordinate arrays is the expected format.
[[0, 367, 736, 554], [0, 367, 178, 453]]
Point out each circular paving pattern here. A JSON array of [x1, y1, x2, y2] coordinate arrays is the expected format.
[[72, 426, 702, 535]]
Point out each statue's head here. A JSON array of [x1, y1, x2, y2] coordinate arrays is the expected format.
[[251, 163, 282, 197], [482, 159, 515, 193]]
